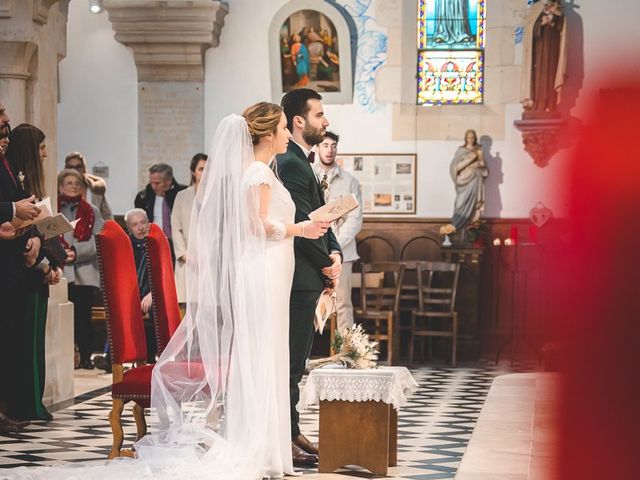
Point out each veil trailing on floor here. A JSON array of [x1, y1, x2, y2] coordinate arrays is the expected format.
[[5, 115, 274, 480]]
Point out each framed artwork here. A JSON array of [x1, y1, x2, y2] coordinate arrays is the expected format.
[[270, 0, 354, 104], [336, 154, 417, 215], [279, 10, 340, 93]]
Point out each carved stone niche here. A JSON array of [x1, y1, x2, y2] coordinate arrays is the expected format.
[[103, 0, 228, 82], [513, 113, 565, 168]]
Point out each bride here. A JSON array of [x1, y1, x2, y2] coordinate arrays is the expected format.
[[6, 103, 329, 480]]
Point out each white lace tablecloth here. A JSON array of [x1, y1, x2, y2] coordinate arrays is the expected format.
[[299, 366, 418, 411]]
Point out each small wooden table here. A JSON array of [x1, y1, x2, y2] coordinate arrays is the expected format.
[[300, 366, 417, 475]]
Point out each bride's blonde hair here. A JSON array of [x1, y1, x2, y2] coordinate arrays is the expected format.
[[242, 102, 282, 145]]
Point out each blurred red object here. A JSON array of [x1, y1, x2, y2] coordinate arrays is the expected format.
[[509, 225, 519, 244], [553, 80, 640, 479]]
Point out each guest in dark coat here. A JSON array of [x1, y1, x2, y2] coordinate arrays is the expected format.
[[134, 163, 186, 261], [0, 104, 42, 432]]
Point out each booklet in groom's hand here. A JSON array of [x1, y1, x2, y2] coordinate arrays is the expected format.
[[308, 193, 359, 223], [12, 197, 79, 240], [314, 291, 337, 333]]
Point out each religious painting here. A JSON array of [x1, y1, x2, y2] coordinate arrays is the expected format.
[[417, 0, 486, 105], [279, 10, 341, 93]]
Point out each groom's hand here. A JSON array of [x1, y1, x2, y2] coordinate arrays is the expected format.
[[322, 252, 342, 280]]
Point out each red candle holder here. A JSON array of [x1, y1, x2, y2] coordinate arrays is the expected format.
[[509, 225, 519, 244]]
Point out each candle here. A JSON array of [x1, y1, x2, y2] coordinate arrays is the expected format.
[[493, 238, 501, 246], [529, 225, 538, 244], [504, 238, 514, 246]]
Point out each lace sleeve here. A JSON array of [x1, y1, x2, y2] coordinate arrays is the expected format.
[[246, 162, 288, 241], [263, 220, 287, 240]]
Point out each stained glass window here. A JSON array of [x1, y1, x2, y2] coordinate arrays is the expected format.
[[417, 0, 486, 105]]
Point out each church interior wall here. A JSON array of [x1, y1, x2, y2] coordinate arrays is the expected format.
[[57, 0, 640, 218]]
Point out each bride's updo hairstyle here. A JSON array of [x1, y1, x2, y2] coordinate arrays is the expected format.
[[242, 102, 283, 145]]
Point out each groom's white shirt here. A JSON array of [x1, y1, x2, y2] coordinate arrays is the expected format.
[[291, 140, 317, 161]]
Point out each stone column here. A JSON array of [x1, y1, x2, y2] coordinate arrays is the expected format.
[[0, 0, 73, 406], [103, 0, 228, 187], [0, 0, 69, 200], [0, 41, 37, 122]]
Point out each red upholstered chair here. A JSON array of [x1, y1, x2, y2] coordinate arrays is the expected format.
[[96, 220, 152, 459], [145, 224, 209, 390], [145, 224, 181, 355]]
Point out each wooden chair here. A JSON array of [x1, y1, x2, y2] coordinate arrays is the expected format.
[[409, 261, 460, 366], [395, 237, 442, 359], [96, 220, 152, 459], [354, 262, 405, 365], [397, 261, 420, 340], [145, 224, 181, 355]]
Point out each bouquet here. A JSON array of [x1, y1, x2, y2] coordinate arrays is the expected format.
[[439, 224, 456, 236], [308, 324, 379, 370]]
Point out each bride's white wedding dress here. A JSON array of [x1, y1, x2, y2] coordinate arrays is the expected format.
[[243, 160, 296, 477], [4, 115, 297, 480]]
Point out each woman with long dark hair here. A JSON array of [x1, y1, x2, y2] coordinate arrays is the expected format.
[[5, 123, 61, 421]]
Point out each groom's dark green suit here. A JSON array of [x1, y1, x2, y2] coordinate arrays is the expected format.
[[276, 141, 342, 438]]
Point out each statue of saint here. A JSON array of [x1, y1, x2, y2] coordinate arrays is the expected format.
[[521, 0, 568, 112], [433, 0, 473, 47], [450, 129, 489, 231]]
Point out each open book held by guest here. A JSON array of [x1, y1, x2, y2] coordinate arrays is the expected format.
[[308, 193, 359, 223], [12, 197, 79, 240]]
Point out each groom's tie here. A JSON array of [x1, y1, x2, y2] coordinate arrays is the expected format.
[[307, 151, 315, 163]]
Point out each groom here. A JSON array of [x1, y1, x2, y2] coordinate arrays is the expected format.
[[277, 88, 343, 467]]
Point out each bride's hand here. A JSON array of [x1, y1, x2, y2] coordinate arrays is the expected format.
[[299, 220, 330, 239]]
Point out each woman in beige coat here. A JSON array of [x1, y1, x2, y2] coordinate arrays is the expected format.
[[171, 153, 207, 304]]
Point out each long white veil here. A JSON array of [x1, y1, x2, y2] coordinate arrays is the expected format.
[[4, 114, 273, 480]]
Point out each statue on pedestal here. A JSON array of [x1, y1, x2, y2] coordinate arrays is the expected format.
[[521, 0, 568, 113], [515, 0, 569, 167], [442, 129, 489, 245]]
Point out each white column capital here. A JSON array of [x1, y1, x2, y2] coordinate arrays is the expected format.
[[0, 40, 37, 80], [103, 0, 228, 82]]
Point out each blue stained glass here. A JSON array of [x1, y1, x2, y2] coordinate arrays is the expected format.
[[417, 0, 486, 105]]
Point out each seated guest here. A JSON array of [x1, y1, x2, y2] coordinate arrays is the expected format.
[[94, 208, 158, 373], [6, 124, 62, 421], [58, 168, 104, 370], [64, 152, 113, 220], [171, 153, 207, 305], [134, 163, 186, 260]]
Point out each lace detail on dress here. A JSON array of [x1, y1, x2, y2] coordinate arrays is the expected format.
[[245, 160, 274, 187], [298, 366, 418, 411], [264, 220, 287, 241]]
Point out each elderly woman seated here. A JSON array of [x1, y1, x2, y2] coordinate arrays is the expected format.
[[93, 208, 159, 373]]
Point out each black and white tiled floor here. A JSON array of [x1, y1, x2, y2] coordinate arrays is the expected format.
[[0, 366, 510, 479]]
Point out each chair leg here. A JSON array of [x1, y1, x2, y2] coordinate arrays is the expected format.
[[132, 404, 148, 442], [387, 312, 393, 365], [108, 398, 125, 459], [452, 313, 458, 367], [409, 312, 416, 364]]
